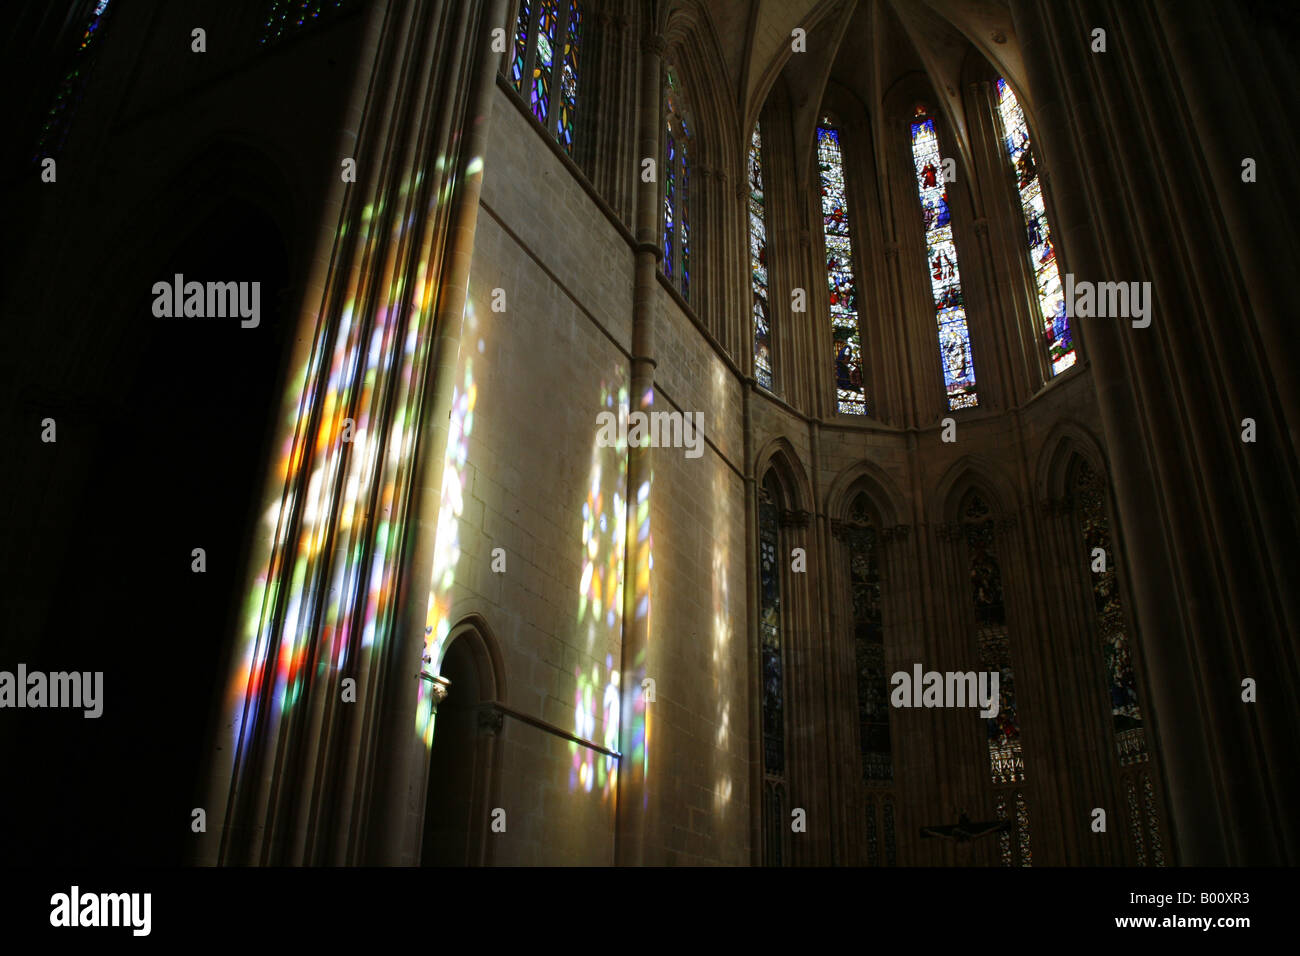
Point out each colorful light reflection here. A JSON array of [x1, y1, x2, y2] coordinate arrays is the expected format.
[[569, 380, 628, 797], [416, 303, 480, 748]]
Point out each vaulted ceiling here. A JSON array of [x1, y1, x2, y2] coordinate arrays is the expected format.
[[664, 0, 1029, 180]]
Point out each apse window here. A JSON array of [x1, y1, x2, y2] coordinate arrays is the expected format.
[[996, 78, 1075, 376], [750, 122, 774, 390], [662, 66, 693, 301], [509, 1, 585, 154], [910, 107, 979, 411], [816, 123, 866, 415]]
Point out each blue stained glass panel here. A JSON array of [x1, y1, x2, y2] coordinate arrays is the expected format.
[[911, 115, 978, 410], [997, 79, 1075, 375]]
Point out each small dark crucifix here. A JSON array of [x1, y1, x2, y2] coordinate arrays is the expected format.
[[918, 810, 1009, 843]]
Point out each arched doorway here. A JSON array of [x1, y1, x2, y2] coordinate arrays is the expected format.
[[421, 623, 502, 866]]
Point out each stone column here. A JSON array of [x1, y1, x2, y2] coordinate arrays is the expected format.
[[1009, 0, 1300, 863], [198, 0, 511, 868], [370, 0, 511, 866], [615, 25, 663, 865]]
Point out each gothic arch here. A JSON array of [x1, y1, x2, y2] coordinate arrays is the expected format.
[[661, 2, 743, 349], [826, 460, 907, 528], [754, 435, 812, 513], [661, 4, 738, 185], [1036, 420, 1107, 501], [743, 0, 844, 142], [932, 455, 1019, 525], [422, 613, 506, 866], [437, 612, 507, 703], [883, 70, 975, 192]]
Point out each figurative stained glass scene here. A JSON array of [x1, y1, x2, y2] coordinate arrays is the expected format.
[[663, 69, 692, 300], [963, 495, 1025, 785], [817, 126, 866, 415], [845, 496, 891, 783], [509, 0, 583, 153], [33, 0, 117, 162], [758, 495, 785, 775], [1073, 460, 1148, 764], [911, 112, 978, 410], [750, 124, 773, 390], [996, 78, 1075, 374]]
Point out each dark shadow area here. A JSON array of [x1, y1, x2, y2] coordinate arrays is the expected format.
[[3, 193, 294, 865], [421, 638, 482, 867]]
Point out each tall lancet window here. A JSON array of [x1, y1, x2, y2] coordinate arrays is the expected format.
[[996, 78, 1075, 375], [1072, 459, 1164, 865], [663, 67, 692, 301], [750, 124, 774, 389], [33, 0, 117, 162], [843, 495, 891, 784], [961, 493, 1030, 865], [508, 1, 584, 153], [758, 475, 787, 865], [910, 108, 978, 411], [816, 124, 865, 415]]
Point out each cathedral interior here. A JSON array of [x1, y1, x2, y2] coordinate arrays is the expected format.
[[1, 0, 1297, 868]]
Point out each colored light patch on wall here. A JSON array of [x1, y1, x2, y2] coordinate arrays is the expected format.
[[417, 311, 480, 749]]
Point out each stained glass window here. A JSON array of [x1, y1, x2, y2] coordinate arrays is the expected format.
[[664, 68, 692, 301], [996, 78, 1075, 375], [261, 0, 352, 45], [32, 0, 117, 163], [816, 125, 865, 415], [750, 124, 773, 389], [1142, 773, 1165, 866], [962, 494, 1031, 866], [865, 798, 879, 865], [758, 484, 785, 776], [558, 2, 582, 152], [508, 1, 584, 154], [910, 111, 978, 411], [844, 496, 891, 783], [763, 782, 785, 867], [533, 1, 559, 125], [963, 496, 1024, 785], [759, 476, 787, 867], [1072, 460, 1148, 765], [883, 798, 898, 866]]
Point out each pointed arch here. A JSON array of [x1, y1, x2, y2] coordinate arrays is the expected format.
[[436, 612, 507, 703], [1035, 419, 1107, 501], [422, 613, 506, 866], [754, 436, 813, 515], [826, 460, 907, 529], [932, 455, 1019, 525]]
